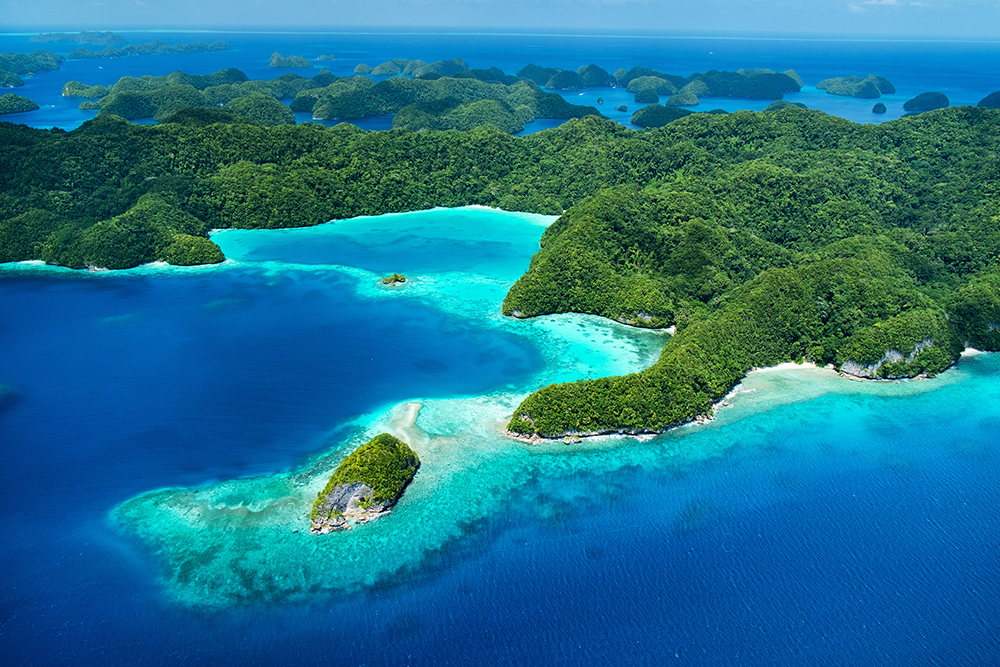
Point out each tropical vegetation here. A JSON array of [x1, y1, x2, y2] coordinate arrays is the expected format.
[[2, 104, 999, 437], [311, 433, 420, 522]]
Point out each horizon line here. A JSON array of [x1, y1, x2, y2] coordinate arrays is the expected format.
[[4, 28, 1000, 45]]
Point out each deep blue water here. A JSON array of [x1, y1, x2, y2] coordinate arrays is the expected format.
[[0, 262, 543, 665], [2, 207, 1000, 666], [2, 30, 999, 130]]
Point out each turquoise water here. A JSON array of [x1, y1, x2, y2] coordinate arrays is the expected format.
[[3, 210, 1000, 664]]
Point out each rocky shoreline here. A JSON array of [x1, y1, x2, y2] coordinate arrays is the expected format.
[[310, 481, 393, 534], [309, 409, 423, 534]]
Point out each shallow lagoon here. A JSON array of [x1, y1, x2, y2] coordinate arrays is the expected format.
[[2, 207, 1000, 665]]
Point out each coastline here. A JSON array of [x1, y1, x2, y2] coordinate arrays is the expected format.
[[507, 353, 987, 446]]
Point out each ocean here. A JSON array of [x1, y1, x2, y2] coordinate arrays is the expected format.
[[2, 30, 1000, 666]]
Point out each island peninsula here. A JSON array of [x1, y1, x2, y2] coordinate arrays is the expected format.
[[2, 103, 999, 439]]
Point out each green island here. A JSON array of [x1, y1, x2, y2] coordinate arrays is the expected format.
[[763, 100, 807, 112], [49, 60, 817, 135], [298, 74, 598, 129], [371, 57, 472, 78], [309, 433, 420, 534], [31, 31, 130, 46], [817, 74, 895, 99], [66, 40, 232, 60], [630, 104, 693, 128], [382, 273, 406, 285], [0, 94, 39, 115], [979, 91, 1000, 108], [519, 64, 802, 105], [68, 67, 333, 124], [59, 65, 597, 132], [269, 52, 313, 68], [904, 91, 950, 113], [0, 49, 64, 88], [2, 106, 1000, 438]]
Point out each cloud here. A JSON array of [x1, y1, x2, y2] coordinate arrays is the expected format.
[[863, 0, 899, 4]]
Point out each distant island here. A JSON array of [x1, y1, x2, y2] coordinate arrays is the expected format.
[[62, 64, 597, 133], [55, 57, 820, 134], [631, 104, 693, 128], [0, 93, 39, 114], [303, 59, 806, 126], [763, 100, 807, 112], [514, 64, 800, 105], [0, 50, 63, 87], [817, 74, 895, 99], [310, 433, 419, 534], [979, 91, 1000, 108], [67, 40, 231, 60], [68, 67, 324, 124], [297, 72, 598, 133], [516, 63, 614, 89], [62, 80, 110, 98], [269, 53, 313, 68], [1, 70, 22, 88], [371, 57, 471, 78], [904, 91, 949, 113], [382, 273, 407, 285], [31, 31, 129, 46]]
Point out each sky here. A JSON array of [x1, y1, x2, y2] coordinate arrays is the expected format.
[[4, 0, 1000, 38]]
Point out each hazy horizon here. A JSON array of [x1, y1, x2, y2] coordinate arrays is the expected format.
[[5, 0, 1000, 41]]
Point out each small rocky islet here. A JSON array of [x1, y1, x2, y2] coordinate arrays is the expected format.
[[309, 433, 420, 534], [381, 273, 406, 286]]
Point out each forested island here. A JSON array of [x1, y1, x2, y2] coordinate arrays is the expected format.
[[817, 74, 895, 99], [310, 433, 419, 533], [269, 53, 312, 68], [31, 31, 129, 46], [2, 105, 999, 438], [0, 94, 39, 115], [61, 65, 601, 132], [382, 273, 406, 285], [66, 67, 326, 124], [980, 91, 1000, 108], [66, 40, 232, 60], [51, 59, 813, 135], [514, 63, 802, 106], [904, 91, 950, 113], [0, 50, 64, 88]]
